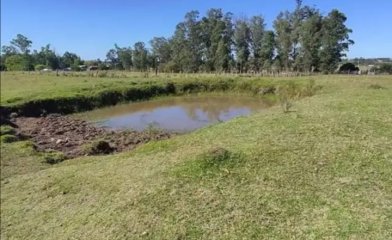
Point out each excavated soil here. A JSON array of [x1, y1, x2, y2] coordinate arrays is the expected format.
[[12, 114, 172, 158]]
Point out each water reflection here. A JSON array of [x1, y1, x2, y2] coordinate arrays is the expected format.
[[76, 95, 272, 132]]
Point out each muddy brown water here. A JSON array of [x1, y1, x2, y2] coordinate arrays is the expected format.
[[75, 95, 273, 133]]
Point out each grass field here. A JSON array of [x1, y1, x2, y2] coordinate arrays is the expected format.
[[1, 73, 392, 239]]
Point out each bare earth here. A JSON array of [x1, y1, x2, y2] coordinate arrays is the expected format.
[[12, 114, 172, 158]]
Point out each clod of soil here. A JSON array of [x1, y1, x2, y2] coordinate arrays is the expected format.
[[12, 114, 172, 158], [85, 140, 115, 155]]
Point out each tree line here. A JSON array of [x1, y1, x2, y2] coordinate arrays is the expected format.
[[1, 1, 354, 73]]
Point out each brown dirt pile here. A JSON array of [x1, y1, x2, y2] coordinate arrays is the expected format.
[[12, 114, 171, 158]]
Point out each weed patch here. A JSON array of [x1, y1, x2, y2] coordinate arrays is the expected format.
[[1, 134, 18, 143], [83, 140, 115, 155], [0, 125, 16, 135], [368, 84, 385, 90], [173, 147, 245, 179], [43, 150, 66, 164]]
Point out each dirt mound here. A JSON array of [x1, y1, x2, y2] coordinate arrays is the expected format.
[[13, 114, 171, 158]]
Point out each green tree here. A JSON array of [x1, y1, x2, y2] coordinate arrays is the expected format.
[[199, 9, 233, 72], [5, 54, 33, 71], [1, 45, 18, 57], [10, 34, 32, 54], [234, 18, 251, 73], [249, 15, 265, 72], [61, 52, 82, 68], [115, 44, 133, 70], [168, 11, 203, 73], [105, 49, 120, 69], [295, 9, 322, 72], [133, 42, 148, 71], [274, 11, 292, 71], [150, 37, 172, 70], [319, 10, 354, 73], [33, 44, 60, 70], [259, 31, 276, 71]]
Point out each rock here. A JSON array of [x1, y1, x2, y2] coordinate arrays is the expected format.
[[56, 139, 63, 144]]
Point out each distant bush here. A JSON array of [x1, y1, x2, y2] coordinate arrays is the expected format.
[[35, 64, 46, 71], [339, 62, 359, 73], [377, 63, 392, 74], [5, 55, 34, 71]]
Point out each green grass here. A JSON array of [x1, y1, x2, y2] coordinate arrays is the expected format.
[[1, 71, 315, 112], [1, 73, 392, 239]]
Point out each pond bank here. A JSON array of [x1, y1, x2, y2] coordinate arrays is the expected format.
[[1, 76, 317, 117], [11, 114, 171, 159]]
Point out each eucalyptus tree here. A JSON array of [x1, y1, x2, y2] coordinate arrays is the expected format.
[[233, 18, 251, 73], [169, 11, 203, 72], [200, 9, 233, 72], [259, 30, 276, 71], [132, 42, 148, 71], [273, 11, 292, 71], [295, 8, 323, 72], [10, 34, 32, 54], [319, 10, 354, 73], [33, 44, 60, 69], [106, 45, 133, 70], [249, 15, 265, 72], [149, 37, 172, 70]]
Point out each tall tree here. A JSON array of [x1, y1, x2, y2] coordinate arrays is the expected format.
[[105, 49, 120, 69], [1, 45, 18, 57], [234, 18, 251, 73], [115, 44, 133, 70], [169, 11, 203, 72], [200, 9, 233, 72], [10, 34, 32, 54], [259, 30, 276, 71], [34, 44, 60, 69], [249, 15, 265, 71], [273, 11, 292, 71], [319, 10, 354, 73], [150, 37, 172, 69], [296, 10, 322, 72], [132, 42, 148, 71], [62, 51, 82, 68]]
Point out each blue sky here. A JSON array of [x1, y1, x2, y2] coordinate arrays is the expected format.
[[2, 0, 391, 60]]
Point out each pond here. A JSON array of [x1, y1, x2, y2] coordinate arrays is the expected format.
[[75, 95, 272, 132]]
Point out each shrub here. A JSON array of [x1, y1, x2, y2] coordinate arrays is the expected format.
[[84, 140, 115, 155], [1, 134, 18, 143], [35, 64, 46, 71], [44, 150, 66, 164], [339, 62, 359, 73], [377, 63, 392, 74], [174, 147, 245, 178], [0, 125, 16, 135], [279, 95, 293, 113]]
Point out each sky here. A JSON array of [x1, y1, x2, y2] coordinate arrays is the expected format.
[[1, 0, 392, 60]]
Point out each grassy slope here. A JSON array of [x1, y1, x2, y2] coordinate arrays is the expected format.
[[0, 72, 312, 108], [1, 75, 392, 239]]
